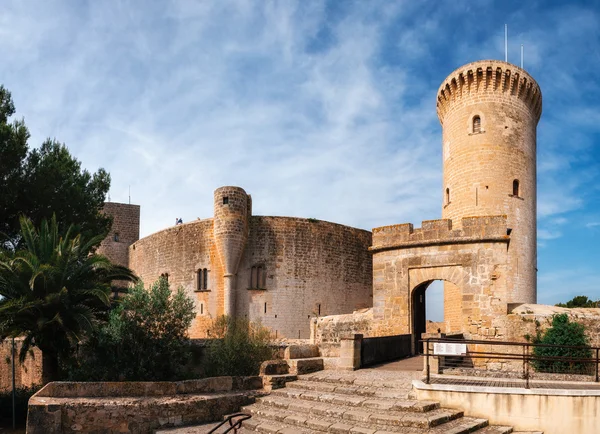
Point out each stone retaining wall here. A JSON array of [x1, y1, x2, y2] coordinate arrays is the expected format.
[[26, 376, 264, 434]]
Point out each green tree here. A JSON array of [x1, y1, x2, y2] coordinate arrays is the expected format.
[[68, 278, 196, 381], [555, 295, 599, 308], [0, 85, 111, 245], [0, 216, 136, 382], [532, 314, 592, 374], [204, 316, 275, 377]]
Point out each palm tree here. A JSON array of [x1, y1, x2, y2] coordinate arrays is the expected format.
[[0, 215, 137, 382]]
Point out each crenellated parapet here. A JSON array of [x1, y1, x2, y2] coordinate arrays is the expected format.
[[436, 60, 542, 124], [370, 215, 508, 252]]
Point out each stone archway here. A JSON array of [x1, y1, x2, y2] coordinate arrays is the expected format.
[[409, 266, 465, 354]]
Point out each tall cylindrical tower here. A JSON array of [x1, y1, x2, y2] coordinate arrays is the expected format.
[[213, 186, 250, 316], [437, 60, 542, 304]]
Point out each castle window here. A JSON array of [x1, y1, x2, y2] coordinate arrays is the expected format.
[[513, 179, 520, 197], [200, 303, 204, 315], [223, 196, 229, 205], [160, 273, 169, 283], [196, 268, 209, 291], [113, 232, 120, 242], [445, 188, 450, 205], [473, 115, 481, 134], [250, 265, 266, 289]]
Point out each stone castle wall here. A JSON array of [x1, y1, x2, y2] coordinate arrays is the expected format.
[[128, 219, 221, 338], [128, 215, 372, 339], [0, 339, 43, 392], [97, 202, 140, 269], [438, 60, 541, 304]]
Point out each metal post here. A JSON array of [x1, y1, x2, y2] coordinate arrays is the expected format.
[[525, 344, 530, 389], [425, 339, 430, 384], [12, 337, 16, 429], [596, 348, 600, 383]]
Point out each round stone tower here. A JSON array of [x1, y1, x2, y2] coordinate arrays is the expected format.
[[437, 60, 542, 304], [213, 186, 250, 316]]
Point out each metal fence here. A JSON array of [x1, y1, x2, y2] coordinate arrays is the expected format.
[[423, 337, 600, 388], [361, 334, 412, 367]]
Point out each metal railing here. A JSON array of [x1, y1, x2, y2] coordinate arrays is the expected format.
[[361, 334, 412, 367], [423, 337, 600, 389], [208, 413, 251, 434]]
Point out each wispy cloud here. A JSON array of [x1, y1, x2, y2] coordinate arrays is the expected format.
[[1, 0, 599, 314]]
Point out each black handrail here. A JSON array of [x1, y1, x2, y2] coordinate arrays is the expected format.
[[423, 338, 600, 388], [208, 413, 251, 434]]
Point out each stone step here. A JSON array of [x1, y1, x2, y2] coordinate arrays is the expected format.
[[284, 344, 320, 360], [260, 393, 438, 415], [242, 415, 318, 433], [262, 374, 298, 391], [269, 388, 439, 412], [288, 358, 324, 375], [242, 402, 464, 430], [299, 372, 416, 391], [286, 380, 427, 401], [473, 426, 513, 433]]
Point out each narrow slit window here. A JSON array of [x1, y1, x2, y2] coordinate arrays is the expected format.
[[203, 268, 208, 290], [318, 303, 321, 316], [264, 302, 267, 314], [113, 232, 120, 242], [446, 188, 450, 204], [223, 196, 229, 205], [200, 303, 204, 315], [160, 273, 169, 283], [513, 179, 520, 197], [473, 115, 481, 134]]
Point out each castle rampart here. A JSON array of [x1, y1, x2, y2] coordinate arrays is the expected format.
[[128, 206, 373, 339]]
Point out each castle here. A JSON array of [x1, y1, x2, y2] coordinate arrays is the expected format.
[[98, 59, 542, 350]]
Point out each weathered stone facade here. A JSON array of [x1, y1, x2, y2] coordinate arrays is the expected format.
[[0, 338, 42, 392], [313, 60, 546, 354], [121, 186, 373, 339]]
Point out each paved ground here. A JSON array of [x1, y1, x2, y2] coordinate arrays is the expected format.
[[430, 375, 600, 390], [368, 356, 424, 372]]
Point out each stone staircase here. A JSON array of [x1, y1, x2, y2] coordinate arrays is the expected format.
[[235, 372, 542, 434]]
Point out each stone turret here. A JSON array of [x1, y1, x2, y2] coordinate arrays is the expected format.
[[437, 60, 542, 304], [213, 186, 250, 316]]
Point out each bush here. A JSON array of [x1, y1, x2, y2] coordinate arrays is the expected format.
[[67, 278, 195, 381], [532, 314, 593, 374], [0, 385, 41, 427], [204, 316, 275, 377]]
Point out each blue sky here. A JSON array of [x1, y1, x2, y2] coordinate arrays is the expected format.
[[1, 0, 599, 320]]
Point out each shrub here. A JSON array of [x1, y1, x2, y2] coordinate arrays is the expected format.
[[67, 278, 195, 381], [204, 316, 275, 377], [0, 385, 41, 426], [532, 314, 593, 374]]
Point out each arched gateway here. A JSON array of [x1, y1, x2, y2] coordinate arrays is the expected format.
[[369, 216, 510, 354]]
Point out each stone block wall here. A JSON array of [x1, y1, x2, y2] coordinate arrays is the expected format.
[[0, 339, 42, 392], [97, 202, 140, 269], [26, 376, 264, 434], [438, 60, 541, 305], [129, 215, 373, 339]]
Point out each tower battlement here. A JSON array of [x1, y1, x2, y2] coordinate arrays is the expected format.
[[436, 60, 542, 124]]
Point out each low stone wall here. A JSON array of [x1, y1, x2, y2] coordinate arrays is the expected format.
[[0, 338, 43, 392], [310, 309, 373, 357], [26, 376, 264, 433]]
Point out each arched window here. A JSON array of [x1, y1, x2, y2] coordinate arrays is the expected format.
[[250, 265, 266, 289], [473, 115, 481, 134], [196, 268, 209, 291], [445, 188, 450, 205], [513, 179, 520, 197]]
